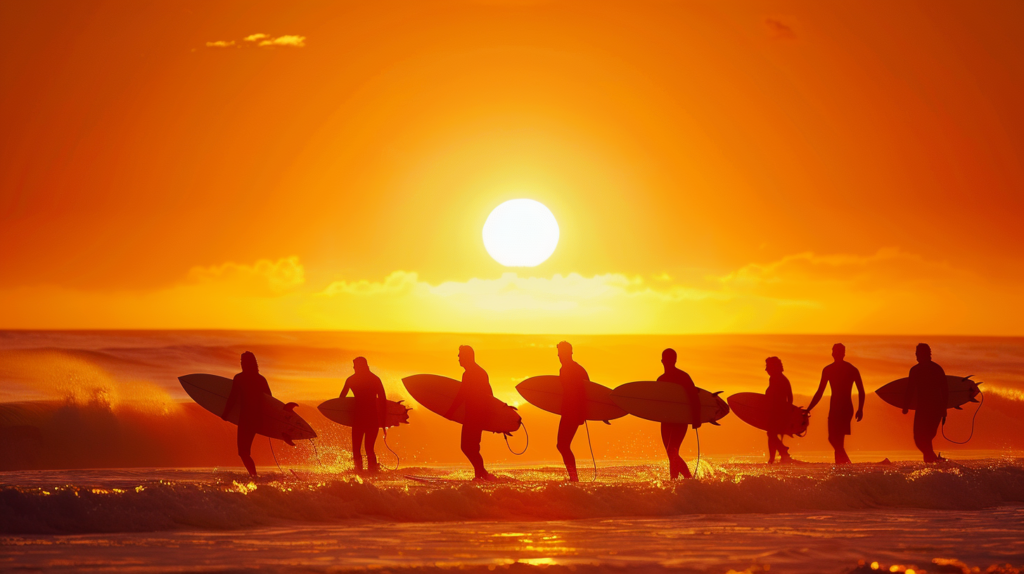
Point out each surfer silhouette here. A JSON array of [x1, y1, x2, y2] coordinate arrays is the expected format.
[[806, 344, 865, 464], [340, 357, 387, 473], [222, 351, 272, 477], [444, 346, 496, 480], [556, 341, 588, 482], [903, 343, 949, 462], [764, 356, 794, 464], [658, 349, 702, 479]]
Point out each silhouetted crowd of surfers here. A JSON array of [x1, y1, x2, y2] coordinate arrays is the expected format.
[[224, 342, 957, 480]]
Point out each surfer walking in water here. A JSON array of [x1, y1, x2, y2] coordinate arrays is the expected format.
[[222, 351, 272, 477], [764, 356, 794, 464], [339, 357, 387, 473], [556, 341, 588, 482], [445, 346, 496, 481], [806, 344, 865, 464], [658, 349, 702, 479], [903, 343, 949, 463]]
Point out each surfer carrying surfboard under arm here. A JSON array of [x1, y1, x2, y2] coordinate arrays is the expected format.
[[222, 351, 273, 477], [764, 356, 795, 464], [806, 343, 865, 465], [658, 349, 703, 479], [556, 341, 588, 482], [903, 343, 949, 463], [444, 346, 497, 481], [339, 357, 388, 473]]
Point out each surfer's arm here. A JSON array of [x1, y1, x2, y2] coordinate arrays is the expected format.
[[445, 378, 467, 418], [376, 378, 387, 428], [854, 370, 865, 421], [806, 372, 827, 413], [339, 379, 352, 398], [903, 370, 916, 414]]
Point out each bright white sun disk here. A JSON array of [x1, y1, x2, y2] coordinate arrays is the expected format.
[[482, 199, 560, 267]]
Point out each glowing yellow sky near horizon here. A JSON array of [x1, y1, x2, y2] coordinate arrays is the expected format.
[[0, 1, 1022, 333]]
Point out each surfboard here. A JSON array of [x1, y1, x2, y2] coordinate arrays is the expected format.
[[317, 397, 411, 428], [609, 381, 730, 425], [178, 374, 316, 443], [726, 392, 809, 436], [515, 376, 627, 422], [401, 374, 521, 434], [875, 375, 982, 410]]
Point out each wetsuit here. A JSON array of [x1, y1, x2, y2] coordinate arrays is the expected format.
[[557, 361, 588, 481], [765, 373, 793, 462], [905, 360, 948, 462], [225, 371, 272, 476], [450, 363, 493, 478], [341, 371, 387, 471], [658, 367, 702, 479]]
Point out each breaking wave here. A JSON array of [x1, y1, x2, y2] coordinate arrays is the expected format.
[[2, 461, 1022, 534]]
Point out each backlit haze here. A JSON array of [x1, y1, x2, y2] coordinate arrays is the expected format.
[[2, 0, 1023, 335]]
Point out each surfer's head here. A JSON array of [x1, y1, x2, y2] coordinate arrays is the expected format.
[[458, 345, 475, 368], [353, 356, 368, 373], [557, 341, 573, 365], [765, 356, 783, 375], [916, 343, 931, 363], [661, 348, 677, 369], [832, 343, 845, 361], [240, 351, 258, 374]]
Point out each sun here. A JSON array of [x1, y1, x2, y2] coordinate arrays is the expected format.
[[482, 199, 560, 267]]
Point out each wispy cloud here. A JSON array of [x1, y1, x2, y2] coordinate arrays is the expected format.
[[186, 256, 305, 295], [258, 35, 306, 48], [204, 33, 306, 49]]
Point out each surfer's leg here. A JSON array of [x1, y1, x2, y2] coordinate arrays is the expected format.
[[365, 427, 380, 472], [352, 425, 365, 471], [461, 424, 486, 477], [660, 423, 676, 478], [237, 426, 257, 477], [674, 425, 690, 478], [767, 432, 777, 463], [557, 417, 579, 481], [913, 411, 940, 462]]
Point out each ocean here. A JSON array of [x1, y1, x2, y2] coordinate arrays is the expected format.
[[1, 331, 1022, 573]]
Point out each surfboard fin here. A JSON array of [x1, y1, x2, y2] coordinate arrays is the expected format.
[[282, 433, 296, 447], [713, 391, 724, 395], [284, 402, 298, 412], [709, 420, 721, 426], [602, 420, 611, 425], [954, 405, 963, 410]]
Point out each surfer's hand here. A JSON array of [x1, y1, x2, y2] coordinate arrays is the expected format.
[[855, 409, 863, 422], [902, 408, 909, 415]]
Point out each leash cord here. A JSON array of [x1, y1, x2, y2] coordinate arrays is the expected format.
[[269, 437, 283, 473], [942, 391, 984, 445], [585, 420, 597, 482], [693, 428, 701, 480], [382, 431, 400, 471], [504, 422, 529, 455]]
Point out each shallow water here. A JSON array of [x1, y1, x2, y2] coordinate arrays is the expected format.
[[3, 507, 1023, 573]]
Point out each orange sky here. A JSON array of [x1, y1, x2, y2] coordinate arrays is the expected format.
[[1, 0, 1022, 334]]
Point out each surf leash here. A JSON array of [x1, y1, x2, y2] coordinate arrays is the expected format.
[[382, 432, 400, 471], [504, 422, 529, 455], [942, 391, 984, 445], [693, 428, 702, 480], [269, 437, 284, 473], [584, 420, 597, 482]]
